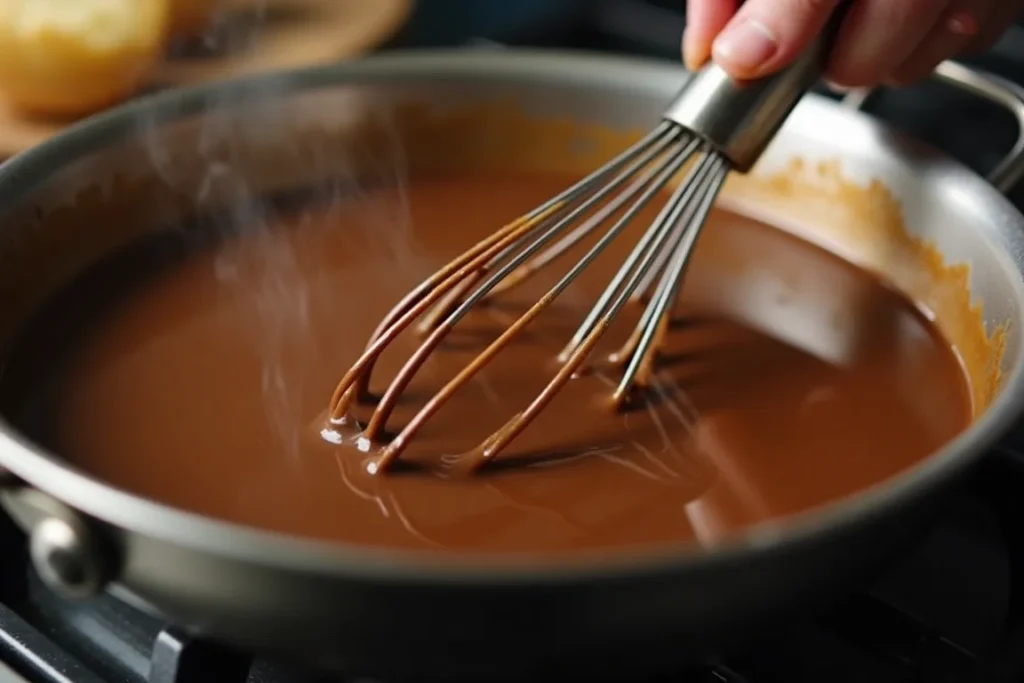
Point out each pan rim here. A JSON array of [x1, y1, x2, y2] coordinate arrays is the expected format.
[[0, 47, 1022, 585]]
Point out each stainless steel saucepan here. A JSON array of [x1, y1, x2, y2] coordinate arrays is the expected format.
[[1, 51, 1024, 681]]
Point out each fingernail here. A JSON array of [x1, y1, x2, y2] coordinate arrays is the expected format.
[[712, 19, 778, 75]]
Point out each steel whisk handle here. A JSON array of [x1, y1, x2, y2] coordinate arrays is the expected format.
[[665, 0, 853, 172]]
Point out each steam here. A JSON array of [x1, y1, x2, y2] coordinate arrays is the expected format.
[[137, 1, 415, 461]]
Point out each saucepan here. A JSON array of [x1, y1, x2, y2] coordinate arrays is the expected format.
[[1, 50, 1024, 681]]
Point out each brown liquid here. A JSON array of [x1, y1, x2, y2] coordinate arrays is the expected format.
[[4, 171, 972, 555]]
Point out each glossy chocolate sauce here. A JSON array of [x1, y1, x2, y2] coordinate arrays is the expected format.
[[5, 171, 972, 555]]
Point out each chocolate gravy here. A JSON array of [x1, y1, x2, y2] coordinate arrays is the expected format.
[[3, 171, 972, 555]]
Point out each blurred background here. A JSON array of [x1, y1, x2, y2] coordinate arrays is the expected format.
[[3, 0, 1024, 185]]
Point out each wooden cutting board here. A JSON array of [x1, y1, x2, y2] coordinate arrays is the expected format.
[[0, 0, 411, 157]]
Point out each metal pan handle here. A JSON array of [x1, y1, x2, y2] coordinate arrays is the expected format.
[[839, 60, 1024, 195]]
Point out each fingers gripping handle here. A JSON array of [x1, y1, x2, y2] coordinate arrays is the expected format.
[[664, 0, 854, 172]]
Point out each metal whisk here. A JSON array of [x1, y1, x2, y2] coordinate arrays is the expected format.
[[328, 18, 846, 475]]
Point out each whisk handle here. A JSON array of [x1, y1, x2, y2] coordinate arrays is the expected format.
[[663, 0, 853, 173]]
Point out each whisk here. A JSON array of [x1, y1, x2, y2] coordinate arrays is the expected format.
[[328, 13, 849, 475]]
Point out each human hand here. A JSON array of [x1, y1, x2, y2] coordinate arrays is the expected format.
[[683, 0, 1024, 87]]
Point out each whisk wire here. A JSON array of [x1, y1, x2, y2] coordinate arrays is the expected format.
[[486, 136, 700, 299], [426, 127, 686, 330], [329, 123, 690, 423], [367, 146, 731, 472], [605, 151, 730, 369], [559, 143, 720, 362], [616, 155, 729, 398], [354, 123, 677, 351], [469, 153, 730, 464], [333, 135, 732, 471], [369, 135, 699, 468], [328, 207, 560, 418]]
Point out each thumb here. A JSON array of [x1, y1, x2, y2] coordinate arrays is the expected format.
[[683, 0, 740, 71], [712, 0, 842, 79]]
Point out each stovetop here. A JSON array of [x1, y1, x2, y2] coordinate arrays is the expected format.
[[6, 2, 1024, 682], [4, 458, 1024, 683]]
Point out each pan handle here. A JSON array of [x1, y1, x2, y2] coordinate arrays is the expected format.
[[839, 60, 1024, 195]]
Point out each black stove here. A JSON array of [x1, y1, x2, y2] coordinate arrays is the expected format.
[[7, 2, 1024, 682]]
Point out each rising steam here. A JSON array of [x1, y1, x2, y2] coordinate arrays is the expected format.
[[138, 0, 416, 461]]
